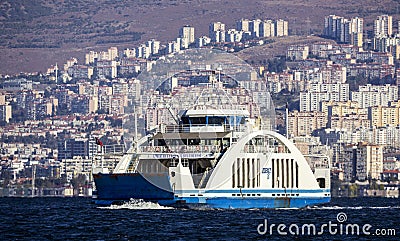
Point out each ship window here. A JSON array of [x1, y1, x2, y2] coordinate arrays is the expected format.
[[290, 159, 294, 188], [208, 116, 225, 125], [317, 178, 326, 188], [181, 116, 190, 125], [189, 117, 206, 125], [251, 158, 255, 188], [281, 159, 285, 189], [276, 159, 280, 188], [170, 158, 178, 167], [247, 158, 251, 188], [286, 159, 289, 188], [242, 158, 246, 188], [232, 159, 238, 188], [237, 158, 241, 188]]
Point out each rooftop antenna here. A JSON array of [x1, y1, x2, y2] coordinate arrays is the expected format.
[[55, 63, 58, 83]]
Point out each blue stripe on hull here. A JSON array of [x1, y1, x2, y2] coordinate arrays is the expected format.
[[166, 196, 330, 209], [203, 197, 331, 209], [93, 173, 174, 201]]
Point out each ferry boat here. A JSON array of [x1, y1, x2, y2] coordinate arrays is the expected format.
[[93, 70, 330, 209]]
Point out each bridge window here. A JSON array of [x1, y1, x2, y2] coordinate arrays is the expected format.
[[286, 159, 289, 188], [290, 159, 294, 188], [208, 116, 226, 125], [189, 117, 206, 125]]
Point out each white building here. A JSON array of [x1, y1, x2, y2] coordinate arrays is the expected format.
[[300, 83, 349, 112], [179, 25, 195, 45], [209, 22, 225, 43], [351, 84, 398, 108], [374, 15, 393, 38]]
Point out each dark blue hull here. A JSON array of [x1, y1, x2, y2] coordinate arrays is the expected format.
[[93, 172, 174, 204]]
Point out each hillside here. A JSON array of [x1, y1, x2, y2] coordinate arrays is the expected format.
[[0, 0, 399, 75]]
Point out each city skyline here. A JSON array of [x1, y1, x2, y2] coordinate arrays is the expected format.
[[0, 8, 400, 199]]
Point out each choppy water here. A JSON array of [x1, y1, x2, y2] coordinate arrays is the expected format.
[[0, 197, 398, 240]]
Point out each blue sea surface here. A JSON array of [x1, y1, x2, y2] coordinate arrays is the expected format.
[[0, 197, 398, 240]]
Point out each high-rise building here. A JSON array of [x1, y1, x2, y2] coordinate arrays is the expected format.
[[260, 20, 275, 37], [369, 101, 400, 127], [343, 143, 383, 182], [147, 39, 160, 55], [236, 19, 250, 32], [0, 92, 5, 105], [351, 84, 398, 108], [209, 22, 225, 42], [300, 83, 350, 112], [179, 25, 195, 45], [338, 17, 363, 46], [398, 20, 400, 34], [324, 15, 344, 40], [275, 19, 288, 37], [108, 47, 118, 61], [287, 111, 327, 137], [249, 19, 262, 38], [374, 15, 393, 37], [58, 138, 98, 159], [397, 69, 400, 99], [0, 105, 12, 123]]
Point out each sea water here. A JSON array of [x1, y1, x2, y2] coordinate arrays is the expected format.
[[0, 197, 398, 240]]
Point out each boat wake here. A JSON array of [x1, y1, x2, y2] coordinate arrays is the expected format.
[[98, 199, 174, 210]]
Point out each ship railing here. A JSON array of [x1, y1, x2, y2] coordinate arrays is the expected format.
[[102, 144, 125, 155], [139, 144, 221, 154], [241, 145, 290, 154]]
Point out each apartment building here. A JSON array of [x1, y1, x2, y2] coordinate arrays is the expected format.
[[286, 45, 309, 61], [369, 101, 400, 127], [351, 84, 398, 108], [374, 15, 393, 38], [300, 83, 349, 111], [287, 111, 327, 137], [343, 143, 383, 182], [275, 19, 288, 37], [209, 22, 226, 43], [0, 104, 12, 123]]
